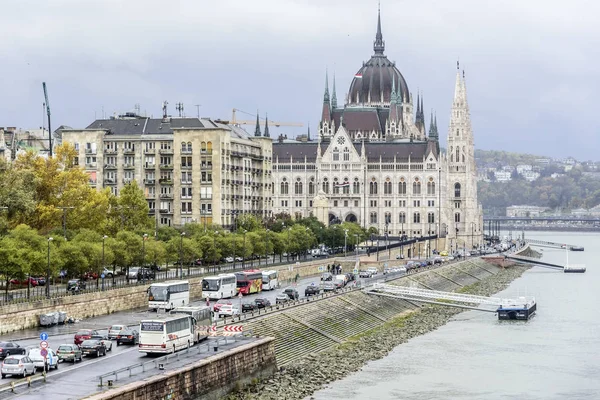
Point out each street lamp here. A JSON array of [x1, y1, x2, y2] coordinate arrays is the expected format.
[[46, 237, 53, 298], [102, 235, 109, 289], [142, 234, 148, 277], [344, 229, 348, 257], [213, 231, 218, 273], [242, 230, 247, 269], [354, 234, 359, 261], [180, 232, 186, 278], [265, 229, 270, 265], [287, 228, 291, 262], [470, 222, 476, 250]]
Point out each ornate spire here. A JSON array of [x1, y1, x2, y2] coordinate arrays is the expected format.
[[373, 3, 385, 55], [415, 92, 421, 123], [331, 72, 337, 109], [263, 113, 270, 138], [428, 110, 438, 140], [254, 110, 261, 137], [323, 69, 330, 104], [420, 94, 424, 122], [390, 75, 397, 104], [307, 123, 311, 141]]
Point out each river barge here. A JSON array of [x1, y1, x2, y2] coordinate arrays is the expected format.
[[497, 297, 536, 320]]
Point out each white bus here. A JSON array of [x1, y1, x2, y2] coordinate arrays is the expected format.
[[148, 280, 190, 311], [170, 306, 212, 342], [261, 270, 279, 291], [201, 274, 236, 300], [138, 314, 196, 354]]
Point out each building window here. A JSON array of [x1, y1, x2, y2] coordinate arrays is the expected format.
[[343, 148, 350, 161], [181, 202, 192, 214], [428, 200, 435, 207], [280, 178, 289, 195], [181, 156, 192, 167], [455, 212, 461, 223], [181, 171, 192, 183], [384, 212, 391, 224], [399, 212, 406, 224], [354, 200, 359, 207], [428, 212, 435, 224], [295, 200, 302, 207], [427, 181, 436, 195], [454, 183, 461, 198], [334, 200, 338, 207], [181, 187, 192, 199], [412, 180, 421, 195], [398, 181, 406, 195], [333, 147, 339, 161], [322, 178, 329, 194], [333, 178, 340, 194], [370, 200, 377, 207], [294, 178, 303, 195], [399, 200, 406, 207], [370, 212, 378, 224], [456, 147, 460, 162], [308, 179, 315, 195], [413, 200, 421, 207], [369, 181, 378, 195], [281, 200, 288, 207], [413, 212, 421, 223], [344, 200, 348, 207], [353, 178, 360, 194], [384, 181, 392, 195], [343, 178, 350, 194]]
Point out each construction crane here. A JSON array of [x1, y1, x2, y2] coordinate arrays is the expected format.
[[42, 82, 52, 157], [230, 108, 303, 127]]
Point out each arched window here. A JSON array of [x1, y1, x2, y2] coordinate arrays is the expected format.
[[398, 181, 406, 195], [343, 148, 350, 161], [333, 147, 340, 161], [181, 142, 186, 152], [308, 179, 315, 195], [399, 212, 406, 224], [413, 212, 421, 223], [456, 147, 460, 163], [455, 212, 461, 223], [428, 212, 435, 224], [333, 178, 340, 194], [207, 142, 212, 153], [201, 142, 207, 153], [412, 180, 421, 195], [370, 212, 378, 224], [280, 178, 289, 195], [294, 178, 303, 195], [454, 183, 461, 198], [322, 178, 329, 194], [384, 180, 392, 195], [353, 178, 360, 194], [462, 146, 466, 163], [384, 212, 391, 224], [343, 178, 350, 194], [187, 142, 192, 152], [427, 181, 436, 195], [369, 181, 378, 195]]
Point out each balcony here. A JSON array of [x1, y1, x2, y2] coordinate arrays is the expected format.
[[181, 149, 192, 155], [104, 179, 116, 185], [148, 209, 156, 215], [144, 148, 156, 154], [123, 148, 136, 155], [159, 148, 173, 155], [123, 178, 133, 184], [144, 164, 156, 169], [85, 163, 97, 169], [146, 193, 156, 199], [159, 193, 173, 199], [89, 180, 97, 186], [144, 179, 155, 185], [104, 148, 117, 155], [181, 180, 192, 185], [159, 178, 173, 185], [159, 209, 173, 214], [123, 164, 135, 170], [104, 164, 117, 170], [159, 164, 173, 169], [85, 148, 96, 154], [181, 164, 192, 170]]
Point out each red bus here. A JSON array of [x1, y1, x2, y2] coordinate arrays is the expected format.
[[235, 270, 263, 295]]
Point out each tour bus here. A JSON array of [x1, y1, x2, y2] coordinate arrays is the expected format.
[[147, 280, 190, 311], [235, 270, 263, 295], [261, 270, 279, 291], [201, 273, 237, 300], [138, 314, 196, 354], [170, 306, 212, 342]]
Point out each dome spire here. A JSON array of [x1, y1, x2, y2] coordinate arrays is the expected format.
[[331, 71, 338, 109], [373, 2, 385, 55], [323, 69, 330, 104]]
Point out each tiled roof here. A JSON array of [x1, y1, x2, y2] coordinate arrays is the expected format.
[[85, 117, 207, 135]]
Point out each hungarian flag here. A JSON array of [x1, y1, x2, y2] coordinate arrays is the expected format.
[[355, 73, 362, 78], [335, 182, 350, 187]]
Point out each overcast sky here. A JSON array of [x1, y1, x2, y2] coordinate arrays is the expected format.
[[2, 0, 598, 160]]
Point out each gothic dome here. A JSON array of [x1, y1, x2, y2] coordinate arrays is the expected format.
[[347, 9, 410, 106]]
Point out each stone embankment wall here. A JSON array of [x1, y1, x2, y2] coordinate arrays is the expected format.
[[0, 257, 349, 335], [85, 337, 276, 400], [228, 260, 531, 400]]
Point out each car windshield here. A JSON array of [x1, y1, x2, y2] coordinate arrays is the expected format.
[[202, 279, 220, 291], [216, 300, 230, 305], [130, 268, 139, 273], [110, 325, 124, 331], [76, 330, 91, 336], [81, 340, 98, 346], [58, 345, 73, 351], [29, 349, 41, 357], [3, 358, 19, 364], [148, 286, 169, 301], [0, 342, 9, 346]]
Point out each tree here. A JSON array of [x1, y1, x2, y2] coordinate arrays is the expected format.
[[58, 241, 89, 279], [111, 231, 143, 278], [235, 215, 261, 232], [109, 182, 153, 234], [0, 160, 36, 226]]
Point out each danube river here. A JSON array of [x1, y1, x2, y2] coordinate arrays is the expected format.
[[310, 232, 600, 400]]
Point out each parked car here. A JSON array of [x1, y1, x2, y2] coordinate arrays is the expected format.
[[35, 277, 47, 286], [81, 271, 99, 280], [67, 279, 86, 293], [305, 284, 321, 296], [283, 288, 299, 300], [333, 279, 345, 290], [116, 329, 139, 346], [1, 355, 36, 378], [358, 270, 373, 278], [74, 329, 99, 346], [345, 272, 355, 282], [28, 348, 58, 371], [322, 281, 336, 292], [224, 256, 234, 263], [136, 268, 156, 280], [254, 298, 271, 308], [127, 267, 140, 279], [0, 342, 26, 359], [101, 267, 115, 278], [108, 324, 127, 339], [242, 302, 258, 312], [366, 267, 378, 275], [275, 293, 291, 304], [320, 273, 333, 281], [383, 268, 393, 275], [91, 334, 113, 352], [9, 277, 38, 287], [56, 344, 83, 363], [80, 340, 106, 357], [433, 256, 443, 264], [217, 304, 240, 318], [213, 299, 233, 313]]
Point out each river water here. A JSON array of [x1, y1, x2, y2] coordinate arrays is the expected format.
[[310, 231, 600, 400]]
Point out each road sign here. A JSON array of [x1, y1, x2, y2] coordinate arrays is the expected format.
[[223, 325, 243, 332], [40, 341, 49, 349], [353, 268, 359, 274], [40, 349, 48, 357], [238, 292, 243, 298], [318, 266, 325, 272], [40, 332, 48, 341]]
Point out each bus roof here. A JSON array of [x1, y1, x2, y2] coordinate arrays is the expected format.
[[140, 314, 193, 323], [236, 269, 261, 274], [203, 273, 235, 280], [149, 280, 189, 287], [171, 306, 210, 312], [262, 270, 277, 274]]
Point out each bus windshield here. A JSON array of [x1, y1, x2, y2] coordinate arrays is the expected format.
[[148, 286, 169, 301], [202, 279, 220, 291]]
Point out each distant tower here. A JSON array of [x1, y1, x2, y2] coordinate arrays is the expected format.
[[263, 113, 270, 138], [254, 110, 261, 137], [318, 70, 334, 140], [445, 65, 482, 247]]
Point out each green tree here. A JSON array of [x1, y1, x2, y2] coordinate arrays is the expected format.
[[112, 182, 153, 233]]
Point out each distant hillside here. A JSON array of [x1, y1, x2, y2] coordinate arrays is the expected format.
[[475, 149, 545, 167]]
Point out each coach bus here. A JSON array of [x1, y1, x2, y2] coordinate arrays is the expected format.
[[261, 270, 279, 291], [170, 306, 212, 342], [201, 273, 237, 300], [138, 314, 196, 354], [235, 269, 263, 295], [147, 280, 189, 311]]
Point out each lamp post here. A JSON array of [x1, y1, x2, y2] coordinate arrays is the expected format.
[[287, 228, 291, 262], [428, 222, 432, 257], [57, 206, 74, 240], [354, 234, 359, 261], [180, 232, 186, 278], [142, 234, 148, 280], [344, 229, 348, 257], [213, 231, 218, 273], [242, 230, 247, 269], [265, 229, 270, 265], [470, 222, 475, 250], [102, 235, 108, 289], [46, 237, 53, 298]]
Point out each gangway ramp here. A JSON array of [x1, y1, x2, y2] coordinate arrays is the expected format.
[[366, 283, 537, 320], [525, 239, 584, 251]]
